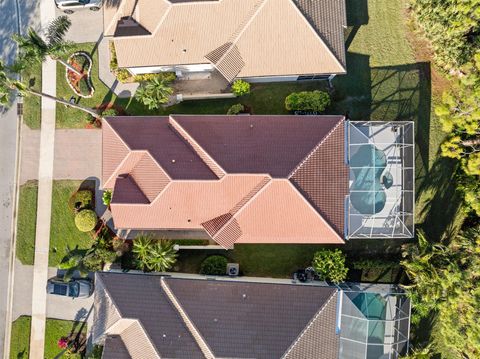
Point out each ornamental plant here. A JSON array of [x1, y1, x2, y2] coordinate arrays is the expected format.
[[285, 90, 331, 112], [102, 190, 112, 206], [312, 249, 348, 283], [231, 79, 250, 96], [200, 255, 228, 275], [227, 103, 245, 115], [74, 209, 97, 232]]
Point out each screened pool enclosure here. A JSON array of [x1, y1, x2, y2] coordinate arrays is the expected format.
[[345, 121, 414, 239], [337, 285, 411, 359]]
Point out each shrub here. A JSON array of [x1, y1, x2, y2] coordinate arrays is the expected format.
[[102, 190, 112, 206], [116, 69, 131, 83], [285, 90, 331, 112], [312, 249, 348, 283], [74, 209, 97, 232], [200, 255, 228, 275], [227, 103, 245, 115], [231, 79, 250, 96], [109, 41, 118, 72], [101, 109, 117, 117], [134, 72, 176, 83], [69, 190, 93, 211]]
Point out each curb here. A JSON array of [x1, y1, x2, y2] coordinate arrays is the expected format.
[[3, 103, 24, 359]]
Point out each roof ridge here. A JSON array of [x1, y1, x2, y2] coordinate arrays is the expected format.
[[161, 277, 216, 359], [104, 150, 145, 189], [120, 320, 162, 359], [207, 0, 267, 74], [206, 176, 272, 247], [288, 117, 344, 179], [281, 290, 338, 358], [169, 116, 226, 178], [286, 0, 346, 72]]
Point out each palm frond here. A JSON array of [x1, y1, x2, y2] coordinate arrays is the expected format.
[[46, 15, 71, 46]]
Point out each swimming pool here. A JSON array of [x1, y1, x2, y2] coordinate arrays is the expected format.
[[349, 144, 387, 215]]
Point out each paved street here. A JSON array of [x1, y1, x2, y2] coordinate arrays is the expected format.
[[0, 0, 40, 356]]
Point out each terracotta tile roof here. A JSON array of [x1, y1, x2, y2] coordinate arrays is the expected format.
[[103, 115, 347, 244], [172, 115, 344, 177], [108, 0, 346, 80], [95, 272, 340, 359], [104, 117, 217, 180], [290, 120, 349, 236]]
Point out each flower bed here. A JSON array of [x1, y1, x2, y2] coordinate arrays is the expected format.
[[65, 51, 94, 98]]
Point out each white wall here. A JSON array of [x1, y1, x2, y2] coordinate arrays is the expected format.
[[128, 63, 214, 75], [239, 75, 299, 83]]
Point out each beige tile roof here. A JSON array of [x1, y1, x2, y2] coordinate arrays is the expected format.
[[109, 0, 346, 79], [110, 174, 270, 230]]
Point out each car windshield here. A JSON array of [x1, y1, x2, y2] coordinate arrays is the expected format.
[[68, 282, 80, 297]]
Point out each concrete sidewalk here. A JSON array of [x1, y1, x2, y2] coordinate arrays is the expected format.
[[29, 57, 57, 359], [29, 0, 57, 355]]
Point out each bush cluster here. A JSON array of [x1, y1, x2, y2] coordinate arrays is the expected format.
[[74, 209, 97, 232], [231, 80, 251, 96], [285, 90, 330, 112], [134, 72, 176, 83], [227, 103, 245, 115], [312, 249, 348, 283], [200, 255, 228, 275]]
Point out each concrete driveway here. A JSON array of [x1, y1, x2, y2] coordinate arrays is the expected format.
[[56, 6, 103, 43], [12, 261, 94, 325], [20, 126, 102, 184]]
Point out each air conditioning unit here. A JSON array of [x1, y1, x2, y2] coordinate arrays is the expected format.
[[226, 263, 239, 277]]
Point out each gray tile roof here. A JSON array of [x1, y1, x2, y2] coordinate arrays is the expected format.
[[95, 272, 340, 359], [293, 0, 347, 67], [102, 336, 131, 359]]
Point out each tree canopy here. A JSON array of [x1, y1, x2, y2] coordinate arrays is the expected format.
[[401, 228, 480, 358], [410, 0, 480, 70]]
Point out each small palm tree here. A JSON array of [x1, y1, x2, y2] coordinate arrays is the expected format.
[[13, 16, 81, 75], [0, 59, 101, 118], [132, 234, 177, 272], [145, 240, 178, 272], [135, 77, 174, 110]]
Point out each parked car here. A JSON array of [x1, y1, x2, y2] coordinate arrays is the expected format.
[[47, 277, 93, 298], [54, 0, 102, 14]]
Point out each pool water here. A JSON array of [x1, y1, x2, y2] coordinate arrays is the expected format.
[[349, 145, 388, 215]]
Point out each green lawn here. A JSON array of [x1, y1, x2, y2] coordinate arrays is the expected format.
[[16, 182, 38, 265], [15, 180, 94, 266], [22, 62, 42, 129], [49, 180, 94, 266], [45, 319, 86, 359], [10, 316, 31, 359]]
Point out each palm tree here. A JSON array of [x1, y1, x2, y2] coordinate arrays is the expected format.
[[132, 234, 178, 272], [13, 15, 81, 75], [135, 77, 174, 110], [0, 59, 101, 118], [144, 240, 178, 272]]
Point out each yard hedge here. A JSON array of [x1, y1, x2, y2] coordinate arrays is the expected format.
[[285, 90, 330, 112], [200, 255, 228, 275], [74, 209, 97, 232]]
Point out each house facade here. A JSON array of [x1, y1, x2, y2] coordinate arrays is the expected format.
[[102, 115, 414, 247], [103, 0, 347, 82], [91, 271, 411, 359]]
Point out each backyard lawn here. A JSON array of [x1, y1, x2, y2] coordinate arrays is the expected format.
[[9, 316, 30, 359], [16, 182, 38, 265]]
